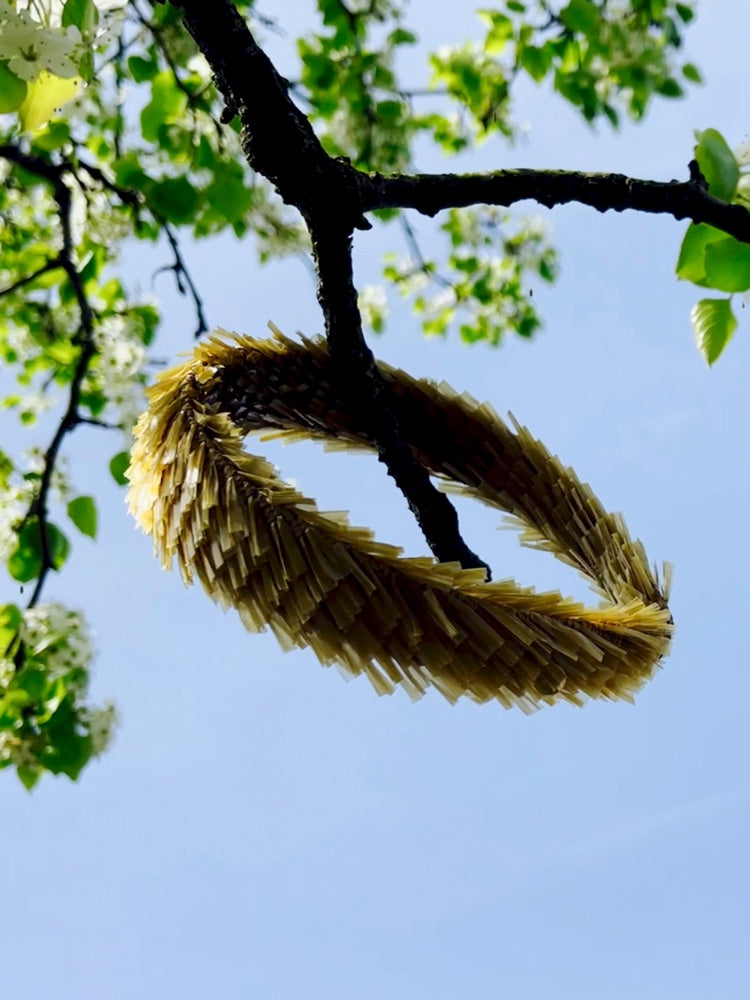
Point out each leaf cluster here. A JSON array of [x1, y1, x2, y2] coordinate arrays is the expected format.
[[677, 129, 750, 363]]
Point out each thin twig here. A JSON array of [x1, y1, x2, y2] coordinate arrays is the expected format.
[[74, 416, 123, 430], [400, 213, 453, 289], [0, 257, 63, 298], [161, 220, 209, 338]]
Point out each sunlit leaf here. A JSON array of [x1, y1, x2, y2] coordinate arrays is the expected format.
[[691, 297, 737, 365], [67, 496, 97, 540], [694, 129, 740, 202], [19, 72, 82, 132], [109, 452, 130, 486], [703, 237, 750, 292], [61, 0, 99, 34], [675, 222, 725, 284]]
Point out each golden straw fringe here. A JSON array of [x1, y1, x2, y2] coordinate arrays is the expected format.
[[127, 325, 673, 709]]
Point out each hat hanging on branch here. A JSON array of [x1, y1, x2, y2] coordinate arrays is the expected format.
[[127, 325, 673, 711]]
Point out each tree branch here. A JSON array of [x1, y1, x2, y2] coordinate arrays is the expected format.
[[313, 224, 490, 574], [0, 144, 98, 609], [159, 221, 209, 339], [162, 0, 489, 574], [360, 165, 750, 243], [0, 257, 63, 298]]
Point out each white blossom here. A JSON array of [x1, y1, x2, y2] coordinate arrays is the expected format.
[[22, 603, 94, 683], [0, 0, 127, 86], [0, 489, 26, 562], [0, 4, 81, 80], [358, 284, 389, 332], [0, 731, 38, 768], [18, 390, 57, 422], [84, 701, 118, 755], [0, 657, 14, 688], [23, 446, 71, 500], [734, 139, 750, 167], [87, 313, 147, 430]]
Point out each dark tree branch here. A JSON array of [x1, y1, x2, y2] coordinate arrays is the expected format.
[[360, 165, 750, 244], [0, 257, 63, 298], [313, 225, 490, 574], [0, 144, 98, 610], [161, 0, 489, 574]]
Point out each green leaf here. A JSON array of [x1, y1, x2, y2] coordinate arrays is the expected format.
[[675, 222, 726, 284], [46, 339, 79, 365], [109, 452, 130, 486], [694, 129, 740, 201], [128, 55, 158, 83], [559, 0, 600, 36], [49, 523, 70, 570], [0, 603, 22, 657], [16, 665, 46, 701], [204, 164, 253, 224], [682, 63, 702, 84], [8, 521, 42, 582], [691, 298, 737, 365], [8, 520, 70, 582], [149, 176, 200, 225], [520, 46, 551, 83], [62, 0, 99, 34], [703, 237, 750, 292], [17, 765, 41, 791], [0, 62, 28, 112], [67, 496, 97, 540], [657, 78, 683, 98], [388, 28, 417, 46], [140, 72, 187, 143], [0, 603, 22, 630], [40, 697, 93, 779], [19, 72, 81, 132], [31, 119, 71, 151]]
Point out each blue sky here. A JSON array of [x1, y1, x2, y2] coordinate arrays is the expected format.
[[2, 4, 749, 999]]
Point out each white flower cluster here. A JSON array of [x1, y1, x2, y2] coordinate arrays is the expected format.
[[0, 0, 126, 83], [392, 259, 431, 299], [24, 445, 71, 498], [0, 730, 38, 769], [82, 700, 117, 755], [0, 656, 14, 687], [734, 138, 750, 168], [22, 601, 94, 680], [0, 448, 73, 561], [18, 390, 58, 423], [88, 313, 147, 431], [0, 0, 81, 80], [358, 284, 389, 333], [69, 184, 132, 248], [0, 602, 116, 772], [0, 485, 28, 562]]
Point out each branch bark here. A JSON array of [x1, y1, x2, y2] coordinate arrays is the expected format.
[[360, 166, 750, 243]]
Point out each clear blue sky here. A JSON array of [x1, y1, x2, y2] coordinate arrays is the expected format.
[[2, 4, 749, 999]]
